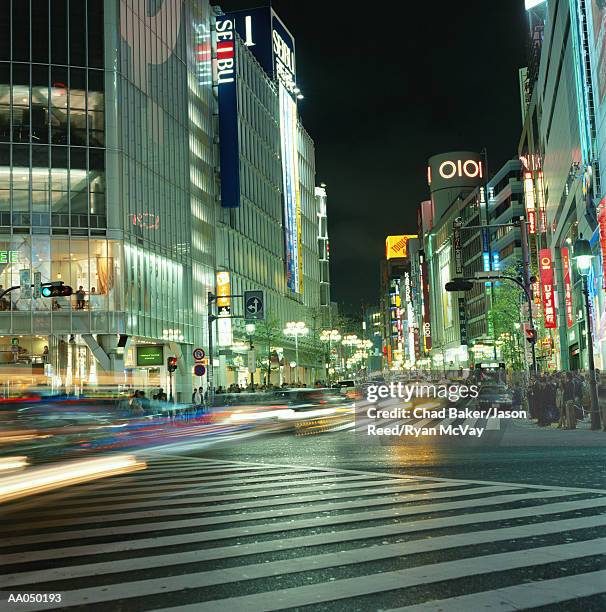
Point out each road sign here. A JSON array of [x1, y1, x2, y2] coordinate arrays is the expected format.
[[247, 349, 256, 373], [193, 348, 206, 361], [244, 290, 265, 320], [194, 364, 206, 377], [33, 272, 41, 299], [20, 269, 31, 299]]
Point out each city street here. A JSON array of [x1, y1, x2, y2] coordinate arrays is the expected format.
[[1, 0, 606, 609], [2, 403, 605, 611]]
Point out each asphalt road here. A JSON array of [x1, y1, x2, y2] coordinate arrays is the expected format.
[[1, 404, 605, 611]]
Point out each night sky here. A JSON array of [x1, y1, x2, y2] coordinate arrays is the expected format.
[[219, 1, 529, 312]]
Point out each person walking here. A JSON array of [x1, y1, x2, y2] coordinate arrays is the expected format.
[[563, 372, 577, 430]]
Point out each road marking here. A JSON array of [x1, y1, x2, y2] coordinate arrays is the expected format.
[[11, 484, 518, 531], [389, 569, 606, 611], [0, 489, 573, 547], [4, 512, 606, 590], [151, 538, 606, 612]]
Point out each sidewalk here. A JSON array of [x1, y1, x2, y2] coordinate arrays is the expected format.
[[500, 416, 606, 446]]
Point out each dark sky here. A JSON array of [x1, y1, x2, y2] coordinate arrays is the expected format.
[[219, 1, 529, 312]]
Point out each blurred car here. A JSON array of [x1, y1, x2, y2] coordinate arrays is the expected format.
[[477, 383, 513, 409]]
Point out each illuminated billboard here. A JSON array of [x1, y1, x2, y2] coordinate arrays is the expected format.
[[386, 235, 416, 260], [136, 346, 164, 367], [226, 8, 302, 293], [214, 16, 240, 208], [539, 249, 557, 329], [427, 152, 484, 193], [427, 151, 485, 219]]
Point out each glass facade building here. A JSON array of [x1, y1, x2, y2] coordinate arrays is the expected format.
[[0, 0, 216, 398]]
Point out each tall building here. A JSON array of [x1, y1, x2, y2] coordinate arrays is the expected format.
[[212, 7, 329, 387], [0, 0, 216, 399], [380, 235, 417, 371], [519, 0, 605, 371], [487, 160, 525, 273], [423, 152, 486, 370]]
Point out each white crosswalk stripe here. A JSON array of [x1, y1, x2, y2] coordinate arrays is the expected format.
[[1, 455, 605, 611]]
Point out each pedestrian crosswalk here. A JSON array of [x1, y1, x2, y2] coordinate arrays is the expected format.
[[1, 454, 605, 611]]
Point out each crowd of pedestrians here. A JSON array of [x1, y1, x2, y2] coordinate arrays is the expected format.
[[523, 371, 606, 430], [214, 381, 327, 394]]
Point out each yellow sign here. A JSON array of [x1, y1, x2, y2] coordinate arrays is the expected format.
[[216, 271, 230, 312], [386, 235, 416, 260]]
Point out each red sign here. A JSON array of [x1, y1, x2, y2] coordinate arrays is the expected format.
[[539, 248, 556, 329], [561, 247, 573, 329], [599, 198, 606, 289]]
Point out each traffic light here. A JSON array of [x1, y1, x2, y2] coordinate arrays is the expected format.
[[40, 282, 73, 298], [167, 356, 178, 372], [445, 279, 474, 292], [525, 327, 537, 344]]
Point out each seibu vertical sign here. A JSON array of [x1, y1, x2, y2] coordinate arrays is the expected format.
[[539, 248, 557, 329], [561, 247, 573, 329], [215, 16, 240, 208]]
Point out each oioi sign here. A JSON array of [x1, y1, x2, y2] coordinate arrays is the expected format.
[[437, 159, 483, 180], [427, 151, 485, 195]]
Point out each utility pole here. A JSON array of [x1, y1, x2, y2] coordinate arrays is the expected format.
[[207, 291, 216, 402]]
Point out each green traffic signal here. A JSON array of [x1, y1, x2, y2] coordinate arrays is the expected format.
[[40, 283, 73, 298]]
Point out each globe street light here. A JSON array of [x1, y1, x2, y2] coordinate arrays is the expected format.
[[341, 334, 359, 376], [284, 321, 309, 384], [573, 237, 601, 430], [320, 329, 341, 386]]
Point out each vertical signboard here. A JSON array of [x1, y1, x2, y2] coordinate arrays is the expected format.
[[227, 8, 301, 292], [453, 226, 463, 274], [420, 254, 432, 351], [20, 269, 31, 299], [215, 16, 240, 208], [539, 248, 557, 329], [561, 247, 574, 329], [598, 198, 606, 288], [279, 85, 302, 294], [524, 172, 537, 234], [481, 228, 491, 273], [536, 170, 547, 233], [216, 271, 233, 346], [458, 298, 468, 345]]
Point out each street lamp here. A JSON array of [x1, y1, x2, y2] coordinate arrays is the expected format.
[[573, 237, 601, 430], [341, 334, 359, 376], [284, 321, 309, 384], [320, 329, 341, 386]]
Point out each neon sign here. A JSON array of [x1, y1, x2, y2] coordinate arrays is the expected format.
[[539, 248, 556, 329], [438, 159, 483, 180], [598, 198, 606, 289], [0, 250, 19, 263], [561, 247, 573, 329], [524, 172, 536, 234]]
